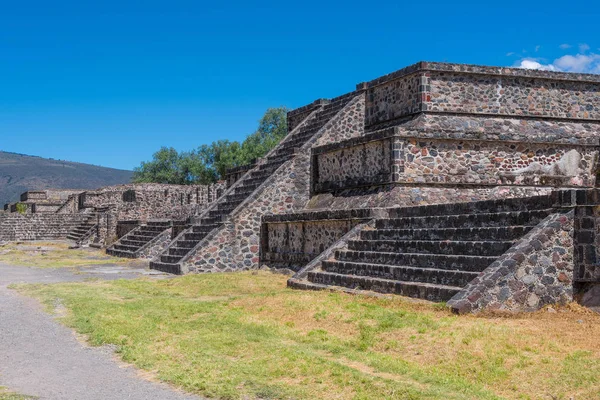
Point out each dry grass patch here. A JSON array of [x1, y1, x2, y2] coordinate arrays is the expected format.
[[0, 241, 132, 268], [14, 271, 600, 400]]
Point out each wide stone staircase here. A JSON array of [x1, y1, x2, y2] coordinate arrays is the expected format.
[[290, 195, 555, 302], [150, 96, 354, 274], [106, 221, 171, 258], [66, 214, 97, 242]]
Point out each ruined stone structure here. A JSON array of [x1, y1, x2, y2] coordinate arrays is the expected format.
[[1, 183, 223, 246], [5, 61, 600, 313], [140, 61, 600, 313]]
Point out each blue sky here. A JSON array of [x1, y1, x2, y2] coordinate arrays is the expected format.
[[1, 0, 598, 170]]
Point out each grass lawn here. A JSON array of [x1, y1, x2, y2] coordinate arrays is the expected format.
[[0, 387, 36, 400], [0, 241, 132, 268], [14, 271, 600, 400]]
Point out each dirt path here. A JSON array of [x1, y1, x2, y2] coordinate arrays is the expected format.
[[0, 261, 202, 400]]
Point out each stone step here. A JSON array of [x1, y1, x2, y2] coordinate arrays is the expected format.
[[233, 182, 260, 196], [346, 239, 514, 257], [112, 244, 139, 252], [210, 207, 234, 218], [129, 234, 157, 241], [160, 254, 184, 264], [360, 226, 534, 241], [306, 271, 461, 302], [168, 246, 192, 256], [335, 250, 495, 272], [120, 239, 148, 247], [321, 260, 479, 287], [137, 225, 167, 233], [376, 210, 551, 230], [177, 240, 198, 248], [223, 192, 250, 204], [217, 200, 243, 212], [149, 261, 182, 275], [147, 221, 171, 227], [106, 248, 137, 258], [192, 223, 221, 233], [278, 132, 317, 149], [240, 175, 270, 189], [256, 155, 292, 171], [200, 216, 222, 225], [260, 252, 316, 269]]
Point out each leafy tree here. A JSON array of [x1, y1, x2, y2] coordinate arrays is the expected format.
[[239, 107, 288, 163], [132, 106, 289, 185], [132, 147, 189, 184]]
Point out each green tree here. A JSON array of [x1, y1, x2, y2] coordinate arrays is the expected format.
[[239, 107, 289, 164], [132, 106, 289, 185], [132, 147, 189, 184]]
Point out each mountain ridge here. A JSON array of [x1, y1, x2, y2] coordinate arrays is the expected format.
[[0, 150, 133, 206]]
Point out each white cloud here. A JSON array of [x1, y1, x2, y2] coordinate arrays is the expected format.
[[559, 44, 572, 50], [516, 59, 558, 71], [579, 43, 591, 53], [535, 45, 541, 52], [513, 45, 600, 74], [554, 53, 600, 73], [506, 52, 515, 56]]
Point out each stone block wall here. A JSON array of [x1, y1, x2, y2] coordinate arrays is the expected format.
[[13, 190, 85, 215], [364, 62, 600, 129], [80, 182, 225, 223], [260, 209, 373, 271], [0, 213, 88, 241], [311, 129, 598, 195]]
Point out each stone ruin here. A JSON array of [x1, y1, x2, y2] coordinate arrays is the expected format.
[[1, 183, 224, 246], [4, 61, 600, 313]]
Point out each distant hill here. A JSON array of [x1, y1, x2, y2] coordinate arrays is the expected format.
[[0, 151, 133, 205]]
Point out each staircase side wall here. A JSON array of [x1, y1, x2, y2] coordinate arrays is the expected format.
[[138, 228, 173, 260], [183, 94, 366, 273], [448, 211, 575, 313]]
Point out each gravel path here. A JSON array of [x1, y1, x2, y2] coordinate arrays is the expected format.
[[0, 261, 202, 400]]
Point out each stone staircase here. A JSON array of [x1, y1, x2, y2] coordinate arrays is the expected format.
[[106, 221, 171, 258], [150, 96, 354, 274], [66, 214, 97, 242], [290, 195, 556, 302]]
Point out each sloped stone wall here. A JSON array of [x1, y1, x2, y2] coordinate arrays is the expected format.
[[182, 93, 366, 273], [448, 211, 575, 313]]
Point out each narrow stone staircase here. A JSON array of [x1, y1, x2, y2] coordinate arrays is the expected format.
[[150, 96, 354, 274], [291, 195, 555, 302], [106, 221, 171, 258], [66, 214, 97, 243]]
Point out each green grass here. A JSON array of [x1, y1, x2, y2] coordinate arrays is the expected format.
[[0, 241, 132, 268], [14, 272, 600, 400]]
